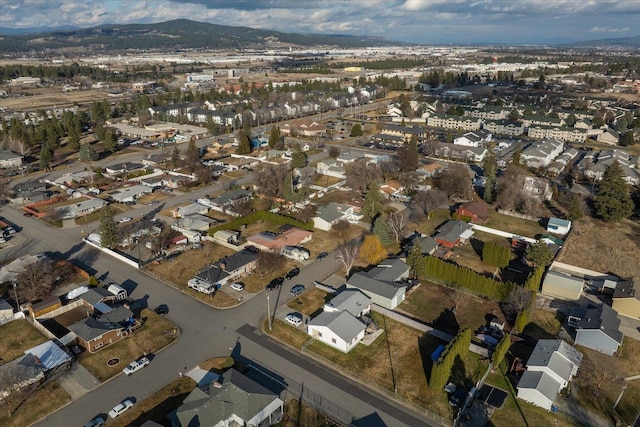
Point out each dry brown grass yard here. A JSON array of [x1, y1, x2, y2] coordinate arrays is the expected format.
[[286, 287, 329, 316], [79, 308, 177, 380], [0, 86, 126, 110], [0, 319, 48, 363], [0, 381, 71, 427], [556, 217, 640, 279], [399, 281, 507, 336]]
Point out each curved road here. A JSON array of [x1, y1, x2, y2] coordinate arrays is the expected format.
[[0, 205, 439, 426]]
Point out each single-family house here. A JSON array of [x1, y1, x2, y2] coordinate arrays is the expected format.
[[523, 176, 553, 201], [546, 217, 571, 236], [188, 248, 260, 294], [55, 198, 107, 219], [541, 270, 584, 300], [456, 201, 490, 224], [323, 289, 371, 317], [406, 234, 439, 256], [0, 150, 24, 169], [170, 368, 283, 427], [107, 185, 152, 204], [173, 214, 219, 233], [307, 310, 367, 353], [0, 353, 45, 400], [346, 258, 409, 309], [597, 129, 620, 145], [67, 306, 135, 353], [517, 339, 582, 411], [316, 159, 347, 179], [199, 189, 253, 212], [417, 163, 444, 178], [570, 303, 623, 356], [312, 202, 363, 231], [246, 227, 312, 253], [103, 162, 146, 177], [434, 220, 474, 248], [380, 180, 406, 201], [612, 279, 640, 320], [170, 202, 209, 219]]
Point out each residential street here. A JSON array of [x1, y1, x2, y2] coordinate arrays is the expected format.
[[0, 204, 441, 427]]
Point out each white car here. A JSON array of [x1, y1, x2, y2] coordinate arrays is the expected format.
[[118, 217, 133, 224], [230, 282, 244, 291], [109, 399, 134, 418], [122, 357, 150, 376], [285, 312, 303, 327], [84, 416, 106, 427]]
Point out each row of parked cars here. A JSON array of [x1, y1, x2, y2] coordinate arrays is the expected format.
[[83, 355, 151, 426]]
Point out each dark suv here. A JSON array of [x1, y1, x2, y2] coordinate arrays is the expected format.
[[285, 268, 300, 280], [266, 277, 284, 291]]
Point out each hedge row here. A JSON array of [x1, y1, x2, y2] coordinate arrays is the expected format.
[[429, 328, 472, 391], [482, 241, 512, 268], [208, 211, 314, 236], [413, 254, 516, 302]]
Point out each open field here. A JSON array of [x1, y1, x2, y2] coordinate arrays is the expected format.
[[0, 87, 129, 110], [556, 217, 640, 279], [0, 319, 48, 364], [304, 224, 364, 257], [79, 308, 177, 380], [0, 380, 71, 427], [485, 210, 547, 239], [399, 281, 507, 336]]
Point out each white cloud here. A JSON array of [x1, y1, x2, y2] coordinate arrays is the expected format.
[[590, 26, 630, 33]]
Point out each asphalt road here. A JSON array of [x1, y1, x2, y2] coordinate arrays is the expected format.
[[1, 205, 439, 427]]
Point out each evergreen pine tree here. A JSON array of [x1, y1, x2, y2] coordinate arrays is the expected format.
[[595, 162, 633, 222], [99, 205, 119, 249]]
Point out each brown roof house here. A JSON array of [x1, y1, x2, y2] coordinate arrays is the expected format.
[[456, 201, 490, 224]]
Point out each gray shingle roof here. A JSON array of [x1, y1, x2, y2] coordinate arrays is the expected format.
[[326, 289, 371, 317], [434, 220, 472, 244], [347, 272, 405, 300], [517, 370, 561, 403], [173, 368, 281, 427], [526, 339, 582, 383], [308, 311, 366, 342], [577, 304, 623, 344]]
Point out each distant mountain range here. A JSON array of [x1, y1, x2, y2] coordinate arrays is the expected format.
[[0, 19, 402, 53], [561, 34, 640, 48]]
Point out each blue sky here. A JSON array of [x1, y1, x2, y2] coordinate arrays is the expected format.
[[1, 0, 639, 44]]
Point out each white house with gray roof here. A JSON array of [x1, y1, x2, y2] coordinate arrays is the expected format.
[[571, 303, 623, 356], [307, 310, 367, 353], [312, 202, 362, 231], [346, 258, 409, 309], [107, 185, 152, 204], [517, 339, 582, 411], [0, 150, 23, 169], [55, 198, 107, 219]]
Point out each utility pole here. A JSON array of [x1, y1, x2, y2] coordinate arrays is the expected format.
[[12, 283, 19, 311], [267, 293, 272, 331]]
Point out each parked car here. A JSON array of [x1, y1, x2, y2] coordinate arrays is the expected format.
[[109, 399, 134, 418], [154, 304, 169, 316], [290, 284, 305, 296], [118, 217, 133, 224], [285, 312, 303, 327], [317, 252, 329, 260], [266, 277, 284, 291], [4, 226, 16, 234], [122, 357, 150, 376], [84, 416, 106, 427], [230, 282, 244, 291], [22, 212, 33, 217], [285, 267, 300, 280]]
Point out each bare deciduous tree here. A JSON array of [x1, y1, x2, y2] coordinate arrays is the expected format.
[[387, 212, 408, 243], [335, 242, 360, 277], [504, 286, 533, 318], [345, 159, 381, 194], [296, 204, 317, 223], [410, 189, 448, 219], [436, 164, 473, 201], [253, 163, 288, 198], [0, 361, 38, 417], [16, 258, 54, 302]]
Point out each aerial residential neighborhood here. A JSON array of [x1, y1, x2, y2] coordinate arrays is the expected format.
[[1, 5, 640, 427]]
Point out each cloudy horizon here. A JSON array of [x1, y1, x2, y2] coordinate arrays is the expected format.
[[1, 0, 639, 45]]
